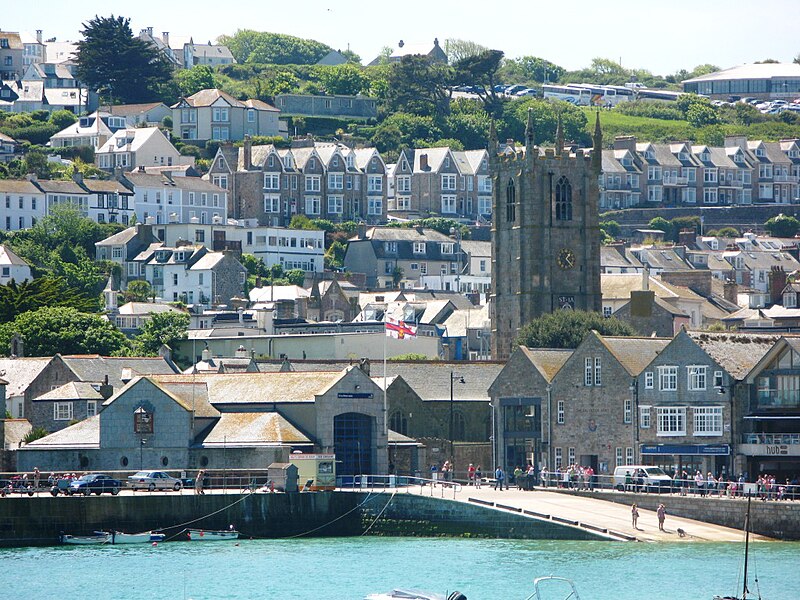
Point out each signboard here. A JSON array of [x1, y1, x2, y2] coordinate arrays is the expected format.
[[289, 453, 336, 460], [337, 392, 374, 399], [640, 444, 730, 456], [740, 444, 800, 457]]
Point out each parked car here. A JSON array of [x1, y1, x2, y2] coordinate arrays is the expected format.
[[515, 88, 539, 97], [612, 465, 672, 492], [128, 470, 183, 492], [505, 84, 527, 95], [67, 474, 122, 496]]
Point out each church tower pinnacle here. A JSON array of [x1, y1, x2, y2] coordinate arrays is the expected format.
[[554, 113, 564, 154], [525, 108, 535, 150], [591, 110, 603, 174]]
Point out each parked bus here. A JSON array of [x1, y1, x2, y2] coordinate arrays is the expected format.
[[635, 88, 686, 102], [542, 84, 593, 106], [564, 84, 631, 107]]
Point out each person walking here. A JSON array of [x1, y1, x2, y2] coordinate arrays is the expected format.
[[195, 469, 205, 495], [467, 463, 476, 486], [494, 466, 505, 491], [657, 503, 666, 531], [631, 503, 640, 529], [32, 468, 40, 493], [474, 465, 482, 489]]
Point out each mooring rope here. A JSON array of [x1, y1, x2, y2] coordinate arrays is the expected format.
[[360, 490, 396, 536]]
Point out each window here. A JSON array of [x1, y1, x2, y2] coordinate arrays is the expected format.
[[478, 196, 491, 216], [54, 402, 73, 421], [648, 166, 662, 181], [413, 242, 426, 254], [133, 407, 154, 434], [557, 400, 565, 424], [603, 306, 612, 317], [656, 407, 686, 436], [625, 448, 634, 465], [693, 406, 723, 436], [419, 262, 427, 275], [688, 366, 707, 391], [624, 398, 632, 423], [368, 176, 382, 193], [397, 176, 411, 193], [555, 176, 572, 221], [594, 357, 602, 386], [441, 195, 456, 213], [644, 372, 654, 389], [305, 197, 320, 215], [328, 173, 343, 189], [506, 179, 516, 221], [212, 107, 229, 122], [568, 447, 575, 465], [247, 109, 256, 123], [585, 357, 593, 386], [441, 174, 457, 191], [478, 176, 492, 193], [305, 175, 321, 192], [368, 198, 382, 215], [87, 401, 97, 417], [264, 174, 280, 190], [615, 447, 623, 467], [327, 195, 343, 214], [704, 168, 718, 183], [639, 406, 651, 429], [111, 247, 122, 259], [264, 194, 280, 212], [714, 371, 724, 389], [555, 447, 562, 469], [658, 366, 678, 391]]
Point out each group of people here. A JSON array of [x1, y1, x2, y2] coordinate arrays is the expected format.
[[630, 502, 668, 532], [540, 464, 596, 490]]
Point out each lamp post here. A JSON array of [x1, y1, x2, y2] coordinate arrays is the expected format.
[[449, 226, 462, 294], [449, 371, 465, 464], [139, 437, 146, 470]]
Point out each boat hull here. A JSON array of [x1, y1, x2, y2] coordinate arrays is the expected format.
[[187, 529, 239, 541], [61, 534, 110, 545]]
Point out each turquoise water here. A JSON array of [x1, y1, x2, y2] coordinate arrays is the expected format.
[[3, 537, 797, 600]]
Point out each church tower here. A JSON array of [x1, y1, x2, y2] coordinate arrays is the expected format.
[[490, 111, 603, 360]]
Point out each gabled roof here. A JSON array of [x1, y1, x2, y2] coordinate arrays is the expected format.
[[23, 415, 99, 449], [602, 274, 703, 301], [0, 357, 53, 397], [385, 362, 503, 402], [105, 102, 168, 116], [97, 127, 171, 154], [3, 419, 31, 449], [0, 245, 30, 267], [596, 333, 672, 376], [60, 354, 178, 387], [519, 347, 573, 382], [176, 88, 242, 108], [687, 331, 779, 380], [33, 381, 105, 402]]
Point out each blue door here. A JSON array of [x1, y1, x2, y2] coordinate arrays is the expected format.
[[334, 412, 372, 476]]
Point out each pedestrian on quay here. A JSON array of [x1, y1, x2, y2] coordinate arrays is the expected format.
[[631, 503, 640, 529], [195, 469, 205, 495], [467, 463, 475, 486], [494, 466, 505, 491], [540, 466, 549, 488], [657, 503, 666, 531], [33, 467, 40, 492], [474, 465, 482, 489]]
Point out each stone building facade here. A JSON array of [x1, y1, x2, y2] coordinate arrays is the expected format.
[[490, 115, 603, 360]]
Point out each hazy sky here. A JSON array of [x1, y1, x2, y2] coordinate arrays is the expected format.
[[10, 0, 800, 74]]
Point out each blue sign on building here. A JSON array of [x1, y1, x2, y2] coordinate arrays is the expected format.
[[640, 444, 730, 456]]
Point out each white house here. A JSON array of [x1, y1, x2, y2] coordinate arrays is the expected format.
[[0, 178, 46, 230], [0, 245, 32, 283], [96, 127, 193, 172], [122, 170, 228, 225], [49, 111, 127, 150]]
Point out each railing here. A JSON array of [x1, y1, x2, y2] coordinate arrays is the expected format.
[[663, 176, 688, 186], [774, 174, 798, 183], [742, 433, 800, 445], [339, 474, 462, 500]]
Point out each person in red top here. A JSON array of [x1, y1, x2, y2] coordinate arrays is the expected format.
[[467, 464, 476, 485]]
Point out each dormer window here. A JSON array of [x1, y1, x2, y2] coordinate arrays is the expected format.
[[678, 151, 689, 161], [441, 242, 454, 254], [384, 241, 397, 253], [644, 149, 655, 160], [621, 156, 632, 167], [700, 151, 710, 162], [784, 292, 798, 308], [309, 158, 316, 169], [79, 117, 90, 128], [755, 147, 765, 157], [413, 242, 426, 254]]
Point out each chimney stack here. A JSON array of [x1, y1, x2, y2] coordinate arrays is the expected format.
[[243, 136, 252, 171], [162, 32, 169, 47], [769, 266, 787, 305], [419, 153, 428, 171], [36, 30, 42, 44], [723, 279, 739, 305]]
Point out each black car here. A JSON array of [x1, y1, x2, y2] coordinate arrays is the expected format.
[[67, 474, 122, 496]]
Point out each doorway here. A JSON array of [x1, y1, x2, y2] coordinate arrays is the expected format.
[[333, 412, 373, 476]]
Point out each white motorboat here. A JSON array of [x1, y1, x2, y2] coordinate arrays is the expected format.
[[365, 591, 465, 600], [111, 531, 165, 544], [60, 533, 111, 545], [526, 577, 581, 600], [187, 528, 239, 541]]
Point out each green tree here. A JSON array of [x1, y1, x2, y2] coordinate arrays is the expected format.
[[501, 99, 589, 146], [499, 56, 565, 85], [516, 310, 637, 349], [133, 311, 190, 356], [174, 65, 216, 96], [49, 110, 78, 130], [443, 38, 489, 64], [716, 227, 740, 238], [764, 214, 800, 238], [317, 63, 369, 95], [384, 55, 453, 119], [217, 30, 332, 65], [389, 353, 432, 361], [324, 240, 346, 269], [123, 280, 153, 303], [0, 306, 130, 357], [686, 102, 719, 127], [452, 49, 505, 116], [371, 112, 442, 152], [648, 216, 672, 236], [74, 15, 173, 104], [599, 220, 621, 239], [289, 215, 321, 230], [263, 70, 300, 96], [284, 269, 306, 286], [241, 254, 269, 277], [0, 277, 98, 323]]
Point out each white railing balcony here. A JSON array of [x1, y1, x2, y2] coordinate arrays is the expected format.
[[774, 174, 798, 183], [663, 175, 688, 186]]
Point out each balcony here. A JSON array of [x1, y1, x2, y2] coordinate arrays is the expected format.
[[663, 175, 688, 186], [742, 433, 800, 445], [740, 432, 800, 456], [603, 182, 632, 191], [719, 179, 744, 188], [774, 174, 798, 183], [755, 388, 800, 409]]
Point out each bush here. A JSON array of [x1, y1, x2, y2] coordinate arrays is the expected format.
[[180, 144, 202, 158], [764, 214, 800, 238]]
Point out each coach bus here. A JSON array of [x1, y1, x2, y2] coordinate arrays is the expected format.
[[542, 84, 593, 105]]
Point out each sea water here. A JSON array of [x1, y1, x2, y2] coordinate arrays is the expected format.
[[3, 537, 797, 600]]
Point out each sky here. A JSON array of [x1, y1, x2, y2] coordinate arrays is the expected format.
[[9, 0, 800, 75]]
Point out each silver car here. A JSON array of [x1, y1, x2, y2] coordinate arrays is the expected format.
[[128, 470, 183, 492]]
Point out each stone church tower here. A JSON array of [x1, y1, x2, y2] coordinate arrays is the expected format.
[[490, 112, 603, 360]]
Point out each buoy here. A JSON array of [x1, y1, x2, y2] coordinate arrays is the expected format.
[[152, 541, 158, 547]]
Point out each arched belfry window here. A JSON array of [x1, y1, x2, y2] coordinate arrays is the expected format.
[[555, 176, 572, 221], [505, 178, 516, 222]]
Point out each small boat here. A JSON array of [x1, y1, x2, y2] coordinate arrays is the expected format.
[[187, 528, 239, 541], [714, 495, 757, 600], [527, 576, 581, 600], [61, 533, 111, 545], [111, 531, 165, 544], [365, 591, 465, 600]]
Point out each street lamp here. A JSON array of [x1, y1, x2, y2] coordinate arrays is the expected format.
[[449, 226, 462, 294], [449, 371, 465, 464], [139, 437, 146, 470]]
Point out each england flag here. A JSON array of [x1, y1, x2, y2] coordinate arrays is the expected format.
[[385, 316, 417, 339]]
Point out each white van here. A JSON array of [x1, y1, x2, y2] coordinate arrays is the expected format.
[[613, 465, 672, 492]]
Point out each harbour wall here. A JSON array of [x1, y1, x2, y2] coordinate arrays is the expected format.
[[0, 491, 362, 547], [358, 492, 606, 541], [558, 490, 800, 540]]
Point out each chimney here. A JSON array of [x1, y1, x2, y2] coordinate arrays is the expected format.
[[147, 27, 153, 37], [641, 264, 650, 291], [724, 135, 747, 150], [678, 229, 696, 249], [99, 374, 113, 400], [72, 172, 83, 185], [419, 153, 429, 171], [201, 345, 211, 362], [769, 266, 787, 305], [723, 279, 739, 305], [398, 40, 404, 48], [357, 222, 367, 239], [36, 30, 42, 44], [415, 225, 424, 235], [613, 136, 637, 152], [162, 32, 169, 47], [433, 38, 439, 47], [630, 290, 655, 317], [243, 137, 252, 171], [158, 344, 172, 363], [358, 357, 371, 375], [235, 344, 248, 358]]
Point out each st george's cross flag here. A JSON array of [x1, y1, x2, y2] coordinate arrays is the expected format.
[[385, 316, 417, 339]]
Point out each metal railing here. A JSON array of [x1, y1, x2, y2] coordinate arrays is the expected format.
[[339, 474, 462, 500], [742, 432, 800, 445]]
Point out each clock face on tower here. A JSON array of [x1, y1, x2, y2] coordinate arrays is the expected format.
[[557, 248, 576, 270]]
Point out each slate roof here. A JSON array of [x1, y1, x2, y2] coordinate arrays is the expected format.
[[519, 347, 573, 382], [199, 412, 311, 447], [97, 127, 168, 154], [597, 334, 672, 376], [0, 245, 30, 267], [33, 382, 104, 402], [686, 331, 779, 380], [383, 362, 504, 402], [0, 358, 53, 397], [106, 102, 167, 116], [59, 355, 178, 387], [2, 419, 31, 449], [634, 248, 693, 271], [117, 302, 183, 317], [602, 274, 703, 301], [442, 306, 490, 337], [24, 415, 100, 449]]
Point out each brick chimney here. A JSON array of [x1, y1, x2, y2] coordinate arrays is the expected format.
[[723, 279, 739, 305], [613, 136, 637, 152], [419, 153, 429, 171], [243, 136, 252, 171], [769, 266, 787, 305], [678, 229, 696, 249], [162, 32, 169, 47]]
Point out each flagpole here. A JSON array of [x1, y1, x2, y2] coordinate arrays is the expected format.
[[383, 316, 388, 453]]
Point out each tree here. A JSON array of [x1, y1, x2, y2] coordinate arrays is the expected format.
[[686, 102, 719, 127], [764, 214, 800, 238], [217, 30, 332, 65], [289, 215, 321, 230], [174, 65, 216, 96], [317, 63, 369, 95], [284, 269, 306, 286], [500, 98, 589, 146], [49, 110, 78, 130], [384, 55, 453, 119], [444, 38, 488, 64], [123, 280, 153, 303], [0, 306, 130, 357], [499, 56, 565, 85], [516, 310, 637, 349], [716, 227, 740, 238], [599, 220, 621, 239], [452, 49, 505, 116], [324, 240, 346, 269], [133, 311, 190, 356], [648, 217, 672, 236], [389, 353, 432, 361], [74, 15, 173, 104], [0, 277, 98, 323]]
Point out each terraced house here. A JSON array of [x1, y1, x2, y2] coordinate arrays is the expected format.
[[599, 134, 800, 209]]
